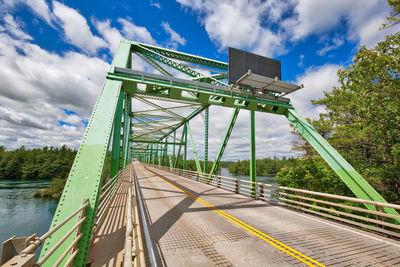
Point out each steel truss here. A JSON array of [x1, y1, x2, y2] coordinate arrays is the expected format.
[[40, 39, 399, 266]]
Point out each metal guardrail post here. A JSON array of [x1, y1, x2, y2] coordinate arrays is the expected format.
[[217, 176, 221, 188], [259, 184, 264, 199]]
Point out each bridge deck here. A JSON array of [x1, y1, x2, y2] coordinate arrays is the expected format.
[[136, 163, 400, 267]]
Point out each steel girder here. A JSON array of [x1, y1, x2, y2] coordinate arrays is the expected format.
[[210, 108, 240, 175], [40, 40, 131, 266]]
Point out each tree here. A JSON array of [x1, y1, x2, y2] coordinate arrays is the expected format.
[[278, 33, 400, 202], [382, 0, 400, 28]]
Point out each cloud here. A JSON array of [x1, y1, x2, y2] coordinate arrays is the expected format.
[[176, 0, 288, 57], [317, 38, 344, 56], [150, 1, 161, 9], [177, 0, 399, 57], [52, 1, 108, 54], [291, 64, 340, 118], [118, 18, 156, 44], [0, 14, 33, 40], [0, 29, 110, 149], [94, 18, 156, 53], [298, 54, 304, 67], [26, 0, 54, 25], [161, 22, 186, 49], [284, 0, 400, 48]]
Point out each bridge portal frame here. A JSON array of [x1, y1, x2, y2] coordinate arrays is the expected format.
[[40, 39, 398, 266]]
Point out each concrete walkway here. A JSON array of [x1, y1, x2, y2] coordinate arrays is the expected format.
[[136, 163, 400, 267]]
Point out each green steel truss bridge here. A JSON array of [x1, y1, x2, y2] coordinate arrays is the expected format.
[[3, 39, 400, 266]]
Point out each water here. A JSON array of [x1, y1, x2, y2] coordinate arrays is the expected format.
[[220, 168, 278, 186], [0, 179, 57, 258]]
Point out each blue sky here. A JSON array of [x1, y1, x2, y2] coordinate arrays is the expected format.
[[0, 0, 398, 160]]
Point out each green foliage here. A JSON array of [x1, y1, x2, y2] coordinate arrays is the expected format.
[[0, 145, 76, 180], [228, 156, 295, 176], [382, 0, 400, 28], [279, 34, 400, 202], [276, 157, 351, 196]]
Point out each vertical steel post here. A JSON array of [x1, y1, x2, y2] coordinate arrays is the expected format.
[[204, 107, 209, 173], [165, 136, 168, 166], [122, 95, 131, 167], [250, 110, 256, 196], [110, 92, 124, 177], [184, 123, 187, 170], [173, 130, 176, 166]]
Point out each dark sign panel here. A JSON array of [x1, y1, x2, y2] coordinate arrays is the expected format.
[[228, 47, 281, 84]]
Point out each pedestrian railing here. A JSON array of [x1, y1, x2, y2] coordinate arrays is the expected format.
[[123, 163, 146, 267], [1, 198, 89, 266], [147, 164, 400, 239], [92, 170, 125, 238]]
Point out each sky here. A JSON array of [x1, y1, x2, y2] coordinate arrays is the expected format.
[[0, 0, 399, 161]]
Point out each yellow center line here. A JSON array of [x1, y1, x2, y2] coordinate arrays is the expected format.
[[144, 167, 326, 267]]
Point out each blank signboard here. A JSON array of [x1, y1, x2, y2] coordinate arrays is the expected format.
[[228, 47, 281, 84]]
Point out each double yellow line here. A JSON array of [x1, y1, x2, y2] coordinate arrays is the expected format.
[[145, 168, 326, 267]]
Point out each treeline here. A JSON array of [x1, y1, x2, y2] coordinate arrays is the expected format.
[[276, 33, 400, 203], [228, 157, 296, 176], [0, 145, 76, 180]]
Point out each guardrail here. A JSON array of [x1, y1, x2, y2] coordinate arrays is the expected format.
[[1, 198, 89, 266], [146, 164, 400, 239], [124, 163, 146, 267], [92, 171, 124, 238]]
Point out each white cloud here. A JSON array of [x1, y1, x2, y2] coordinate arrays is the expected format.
[[176, 0, 288, 57], [94, 18, 156, 53], [0, 14, 33, 40], [150, 1, 161, 9], [284, 0, 400, 48], [118, 18, 156, 44], [52, 1, 107, 54], [291, 64, 340, 118], [317, 38, 344, 56], [161, 22, 186, 49], [0, 29, 110, 149], [298, 54, 304, 67], [26, 0, 54, 25], [177, 0, 399, 57]]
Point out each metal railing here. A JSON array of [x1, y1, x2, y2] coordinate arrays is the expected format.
[[132, 163, 158, 267], [92, 171, 125, 238], [123, 163, 147, 267], [147, 164, 400, 239], [1, 199, 89, 266]]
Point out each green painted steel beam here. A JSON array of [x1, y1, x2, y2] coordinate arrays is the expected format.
[[186, 121, 202, 173], [250, 110, 256, 196], [107, 71, 291, 115], [204, 107, 209, 173], [132, 42, 228, 71], [210, 108, 240, 175], [122, 95, 131, 167], [286, 108, 400, 219], [135, 52, 172, 76], [110, 92, 124, 177], [131, 140, 184, 145], [40, 39, 132, 266], [183, 123, 187, 170]]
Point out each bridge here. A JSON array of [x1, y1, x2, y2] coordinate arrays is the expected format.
[[2, 39, 400, 266]]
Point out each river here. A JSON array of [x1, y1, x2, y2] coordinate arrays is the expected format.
[[0, 179, 57, 258], [220, 168, 278, 185], [0, 168, 275, 259]]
